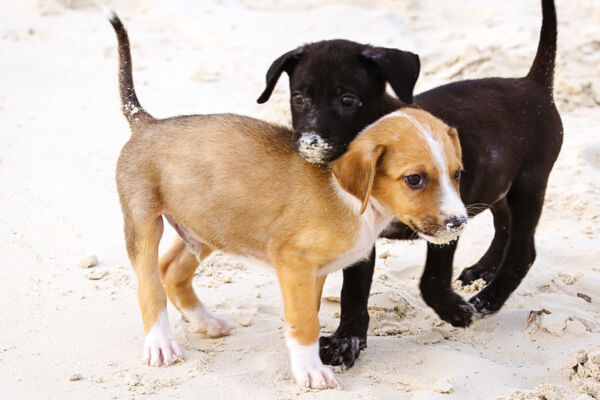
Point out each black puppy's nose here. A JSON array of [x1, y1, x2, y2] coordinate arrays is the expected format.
[[444, 215, 467, 230], [299, 133, 323, 147]]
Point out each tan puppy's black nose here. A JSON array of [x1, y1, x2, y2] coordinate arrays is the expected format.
[[444, 215, 467, 230]]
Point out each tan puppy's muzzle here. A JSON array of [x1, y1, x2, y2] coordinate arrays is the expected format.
[[416, 214, 467, 245]]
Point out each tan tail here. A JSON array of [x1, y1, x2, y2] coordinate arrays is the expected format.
[[105, 8, 153, 128]]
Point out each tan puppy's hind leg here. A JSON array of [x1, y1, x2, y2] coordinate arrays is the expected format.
[[159, 236, 201, 313], [276, 261, 337, 389], [159, 237, 233, 338], [127, 216, 183, 367]]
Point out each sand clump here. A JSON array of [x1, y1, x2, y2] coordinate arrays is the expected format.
[[453, 278, 487, 294], [571, 348, 600, 398], [497, 384, 569, 400], [68, 373, 83, 382], [78, 254, 98, 268], [85, 269, 108, 280]]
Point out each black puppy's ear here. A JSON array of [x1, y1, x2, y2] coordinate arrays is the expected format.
[[257, 48, 304, 104], [360, 47, 420, 104]]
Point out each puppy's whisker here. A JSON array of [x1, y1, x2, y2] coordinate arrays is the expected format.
[[467, 202, 492, 209], [466, 203, 493, 216]]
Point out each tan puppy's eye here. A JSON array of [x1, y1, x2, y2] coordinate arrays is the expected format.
[[404, 174, 423, 188], [454, 170, 463, 181]]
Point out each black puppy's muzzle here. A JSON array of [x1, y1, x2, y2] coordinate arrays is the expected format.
[[294, 131, 340, 164]]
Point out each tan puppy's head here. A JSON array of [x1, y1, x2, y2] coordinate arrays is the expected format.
[[333, 108, 467, 244]]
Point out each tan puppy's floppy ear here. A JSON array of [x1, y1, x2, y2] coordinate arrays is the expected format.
[[447, 126, 462, 161], [333, 143, 385, 215]]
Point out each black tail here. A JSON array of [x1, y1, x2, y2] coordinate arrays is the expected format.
[[105, 8, 153, 128], [526, 0, 557, 95]]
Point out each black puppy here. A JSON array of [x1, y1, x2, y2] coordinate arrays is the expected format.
[[258, 0, 562, 368]]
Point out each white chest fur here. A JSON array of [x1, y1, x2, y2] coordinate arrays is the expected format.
[[318, 182, 394, 276]]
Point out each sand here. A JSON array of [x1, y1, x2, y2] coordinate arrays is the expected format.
[[1, 0, 599, 399]]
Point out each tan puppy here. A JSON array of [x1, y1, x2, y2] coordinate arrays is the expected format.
[[106, 10, 467, 389]]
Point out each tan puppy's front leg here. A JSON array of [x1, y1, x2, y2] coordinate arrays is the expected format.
[[127, 217, 182, 367], [276, 263, 336, 389], [159, 237, 233, 338], [315, 274, 327, 312]]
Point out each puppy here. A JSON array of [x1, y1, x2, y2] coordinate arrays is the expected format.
[[106, 10, 467, 388], [259, 0, 563, 368]]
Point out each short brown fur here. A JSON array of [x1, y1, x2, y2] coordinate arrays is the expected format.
[[120, 110, 462, 344]]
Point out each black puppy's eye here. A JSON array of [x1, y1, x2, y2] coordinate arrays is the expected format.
[[454, 170, 463, 181], [292, 92, 304, 105], [404, 174, 423, 188], [340, 94, 360, 108]]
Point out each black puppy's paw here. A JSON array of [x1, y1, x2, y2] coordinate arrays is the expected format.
[[319, 332, 366, 368], [435, 292, 475, 328], [469, 286, 504, 315], [457, 264, 495, 285]]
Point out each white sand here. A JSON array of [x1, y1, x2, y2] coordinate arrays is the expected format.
[[1, 0, 599, 398]]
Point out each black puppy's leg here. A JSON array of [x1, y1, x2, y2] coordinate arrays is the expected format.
[[470, 182, 545, 314], [420, 241, 473, 327], [319, 248, 375, 368], [458, 198, 511, 284]]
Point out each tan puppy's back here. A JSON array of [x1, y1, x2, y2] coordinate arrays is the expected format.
[[117, 114, 358, 263]]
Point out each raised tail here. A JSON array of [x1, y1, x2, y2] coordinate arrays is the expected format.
[[104, 8, 153, 128], [526, 0, 557, 96]]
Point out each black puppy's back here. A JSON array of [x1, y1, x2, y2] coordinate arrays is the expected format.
[[413, 0, 562, 207]]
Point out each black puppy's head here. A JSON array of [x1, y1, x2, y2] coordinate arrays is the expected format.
[[257, 39, 420, 163]]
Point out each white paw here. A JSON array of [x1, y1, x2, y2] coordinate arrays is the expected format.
[[143, 311, 183, 367], [185, 306, 234, 338], [287, 338, 337, 389], [293, 364, 337, 389]]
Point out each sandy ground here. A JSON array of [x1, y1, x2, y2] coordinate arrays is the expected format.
[[1, 0, 599, 399]]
